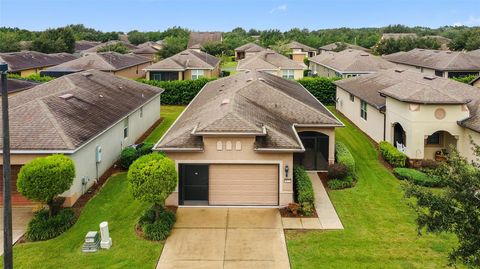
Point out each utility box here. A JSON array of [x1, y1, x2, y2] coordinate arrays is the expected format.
[[95, 145, 102, 163], [82, 231, 100, 253]]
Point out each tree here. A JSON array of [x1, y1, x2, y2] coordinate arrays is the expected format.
[[0, 32, 21, 52], [31, 27, 75, 53], [404, 145, 480, 268], [201, 41, 225, 56], [157, 35, 188, 59], [17, 155, 75, 216], [128, 153, 177, 219], [128, 30, 147, 45], [97, 43, 129, 54], [269, 40, 291, 56]]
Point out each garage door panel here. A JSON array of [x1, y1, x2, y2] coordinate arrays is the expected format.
[[209, 164, 278, 206]]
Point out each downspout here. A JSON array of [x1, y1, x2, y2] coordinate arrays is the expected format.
[[383, 108, 386, 141]]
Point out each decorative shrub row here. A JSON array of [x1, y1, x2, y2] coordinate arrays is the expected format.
[[335, 141, 356, 178], [138, 206, 176, 241], [297, 76, 341, 106], [328, 176, 355, 190], [293, 165, 315, 216], [379, 141, 407, 167], [137, 78, 216, 105], [26, 209, 76, 241], [120, 142, 157, 169], [393, 168, 443, 187]]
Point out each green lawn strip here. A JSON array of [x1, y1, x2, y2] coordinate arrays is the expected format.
[[144, 105, 185, 144], [220, 60, 237, 69], [286, 108, 458, 269]]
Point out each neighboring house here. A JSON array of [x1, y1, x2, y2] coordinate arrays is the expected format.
[[335, 68, 480, 164], [133, 41, 163, 61], [187, 32, 223, 51], [319, 42, 370, 53], [144, 49, 220, 81], [470, 76, 480, 88], [155, 71, 343, 207], [0, 51, 77, 77], [0, 70, 163, 206], [381, 33, 418, 40], [469, 49, 480, 57], [383, 48, 480, 78], [81, 40, 138, 55], [0, 79, 39, 96], [309, 49, 395, 78], [287, 41, 317, 62], [74, 40, 101, 53], [237, 50, 307, 79], [234, 42, 265, 60], [40, 52, 152, 79]]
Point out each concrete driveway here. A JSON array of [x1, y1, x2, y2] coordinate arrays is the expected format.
[[157, 208, 290, 269], [0, 207, 34, 255]]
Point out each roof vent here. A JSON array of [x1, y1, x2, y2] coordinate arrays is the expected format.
[[446, 51, 452, 54], [59, 93, 74, 100], [245, 70, 250, 73], [221, 99, 230, 105], [82, 72, 93, 77], [99, 94, 104, 98], [394, 69, 406, 73], [360, 53, 370, 56], [423, 75, 437, 80], [180, 52, 189, 55], [258, 77, 265, 81], [246, 78, 253, 82]]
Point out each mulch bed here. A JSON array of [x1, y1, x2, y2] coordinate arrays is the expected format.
[[279, 207, 318, 218], [134, 117, 164, 144]]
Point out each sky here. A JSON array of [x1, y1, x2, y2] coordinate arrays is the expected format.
[[1, 0, 479, 32]]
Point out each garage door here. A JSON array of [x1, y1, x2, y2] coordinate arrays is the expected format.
[[0, 165, 33, 206], [209, 164, 278, 206]]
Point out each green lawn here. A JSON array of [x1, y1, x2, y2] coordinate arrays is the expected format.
[[220, 60, 238, 75], [144, 105, 185, 144], [286, 109, 458, 269]]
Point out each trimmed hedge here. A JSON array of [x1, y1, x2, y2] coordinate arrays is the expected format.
[[393, 168, 443, 187], [328, 176, 355, 190], [120, 142, 156, 169], [293, 165, 315, 216], [335, 142, 356, 178], [137, 78, 216, 105], [379, 141, 407, 167], [297, 76, 341, 105], [139, 206, 176, 241], [26, 209, 76, 241]]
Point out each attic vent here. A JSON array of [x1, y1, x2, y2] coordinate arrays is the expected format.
[[394, 69, 406, 73], [82, 72, 93, 77], [221, 99, 230, 105], [59, 93, 74, 100], [423, 75, 437, 80]]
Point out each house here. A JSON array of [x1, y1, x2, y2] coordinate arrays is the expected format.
[[318, 42, 370, 53], [469, 49, 480, 57], [74, 40, 102, 53], [286, 41, 317, 62], [40, 52, 152, 79], [309, 49, 395, 78], [334, 68, 480, 164], [234, 42, 265, 60], [237, 50, 307, 79], [0, 70, 163, 206], [0, 51, 77, 77], [81, 40, 138, 55], [470, 76, 480, 88], [381, 33, 418, 40], [383, 48, 480, 78], [132, 41, 163, 61], [187, 32, 223, 51], [0, 79, 39, 96], [154, 71, 343, 207], [144, 49, 220, 81]]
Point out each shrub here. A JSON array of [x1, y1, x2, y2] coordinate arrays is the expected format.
[[379, 141, 407, 167], [420, 159, 439, 171], [328, 176, 355, 190], [393, 168, 443, 187], [327, 163, 348, 180], [137, 78, 216, 105], [139, 206, 176, 241], [335, 142, 356, 178], [293, 165, 315, 215], [26, 209, 76, 241], [297, 76, 341, 105], [120, 147, 138, 169], [137, 142, 154, 156], [8, 73, 54, 82]]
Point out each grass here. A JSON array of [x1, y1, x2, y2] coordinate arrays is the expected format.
[[144, 105, 185, 144], [286, 109, 459, 269], [220, 60, 238, 75]]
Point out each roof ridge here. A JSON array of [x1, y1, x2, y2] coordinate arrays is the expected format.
[[36, 99, 75, 149], [97, 53, 118, 70], [442, 51, 461, 69]]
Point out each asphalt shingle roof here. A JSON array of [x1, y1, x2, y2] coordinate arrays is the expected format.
[[0, 51, 77, 72], [187, 32, 222, 49], [144, 49, 220, 71], [310, 49, 395, 73], [237, 50, 307, 71]]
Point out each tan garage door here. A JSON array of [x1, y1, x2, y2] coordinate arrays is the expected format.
[[209, 164, 278, 206]]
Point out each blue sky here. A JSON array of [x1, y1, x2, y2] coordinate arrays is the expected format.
[[1, 0, 479, 32]]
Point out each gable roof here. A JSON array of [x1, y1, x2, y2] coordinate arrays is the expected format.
[[0, 79, 40, 94], [319, 42, 370, 52], [0, 51, 77, 72], [310, 49, 395, 74], [0, 70, 163, 152], [43, 52, 151, 73], [234, 42, 265, 52], [237, 50, 307, 71], [469, 49, 480, 57], [75, 40, 101, 52], [155, 71, 342, 151], [187, 32, 223, 49], [383, 48, 480, 71], [144, 49, 220, 71], [82, 40, 138, 54], [287, 41, 316, 52]]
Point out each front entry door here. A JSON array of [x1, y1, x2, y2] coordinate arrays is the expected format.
[[179, 164, 209, 205]]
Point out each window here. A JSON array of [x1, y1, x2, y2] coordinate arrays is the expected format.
[[349, 94, 355, 102], [191, 69, 204, 80], [360, 100, 367, 120], [123, 117, 129, 139], [152, 73, 162, 81], [282, 69, 295, 80], [435, 70, 444, 77], [426, 132, 441, 145], [140, 107, 143, 118]]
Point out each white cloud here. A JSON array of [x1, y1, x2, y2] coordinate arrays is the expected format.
[[453, 15, 480, 26], [269, 4, 287, 14]]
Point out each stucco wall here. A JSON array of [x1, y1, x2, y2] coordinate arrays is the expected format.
[[114, 62, 152, 79], [292, 53, 306, 63], [309, 62, 338, 77], [473, 79, 480, 88]]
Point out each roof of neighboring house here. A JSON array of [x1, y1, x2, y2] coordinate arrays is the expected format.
[[309, 49, 395, 74], [470, 76, 480, 86], [287, 41, 317, 52], [469, 49, 480, 57], [234, 42, 265, 52], [383, 48, 480, 71], [318, 42, 370, 52], [237, 50, 307, 71], [43, 52, 151, 73], [0, 70, 163, 152], [75, 40, 102, 52], [0, 51, 78, 72], [132, 45, 159, 54], [0, 79, 40, 94], [381, 33, 418, 40], [187, 32, 223, 49], [144, 49, 220, 71], [82, 40, 138, 54], [155, 71, 342, 151]]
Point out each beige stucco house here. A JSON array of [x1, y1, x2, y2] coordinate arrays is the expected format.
[[286, 41, 317, 62], [155, 71, 343, 207], [335, 68, 480, 164], [80, 40, 138, 56], [0, 70, 163, 206], [234, 42, 265, 60], [0, 51, 77, 77], [309, 49, 395, 78], [41, 52, 152, 79], [471, 76, 480, 88], [187, 32, 223, 52], [237, 50, 307, 80], [383, 48, 480, 78], [144, 49, 220, 81], [318, 42, 370, 54]]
